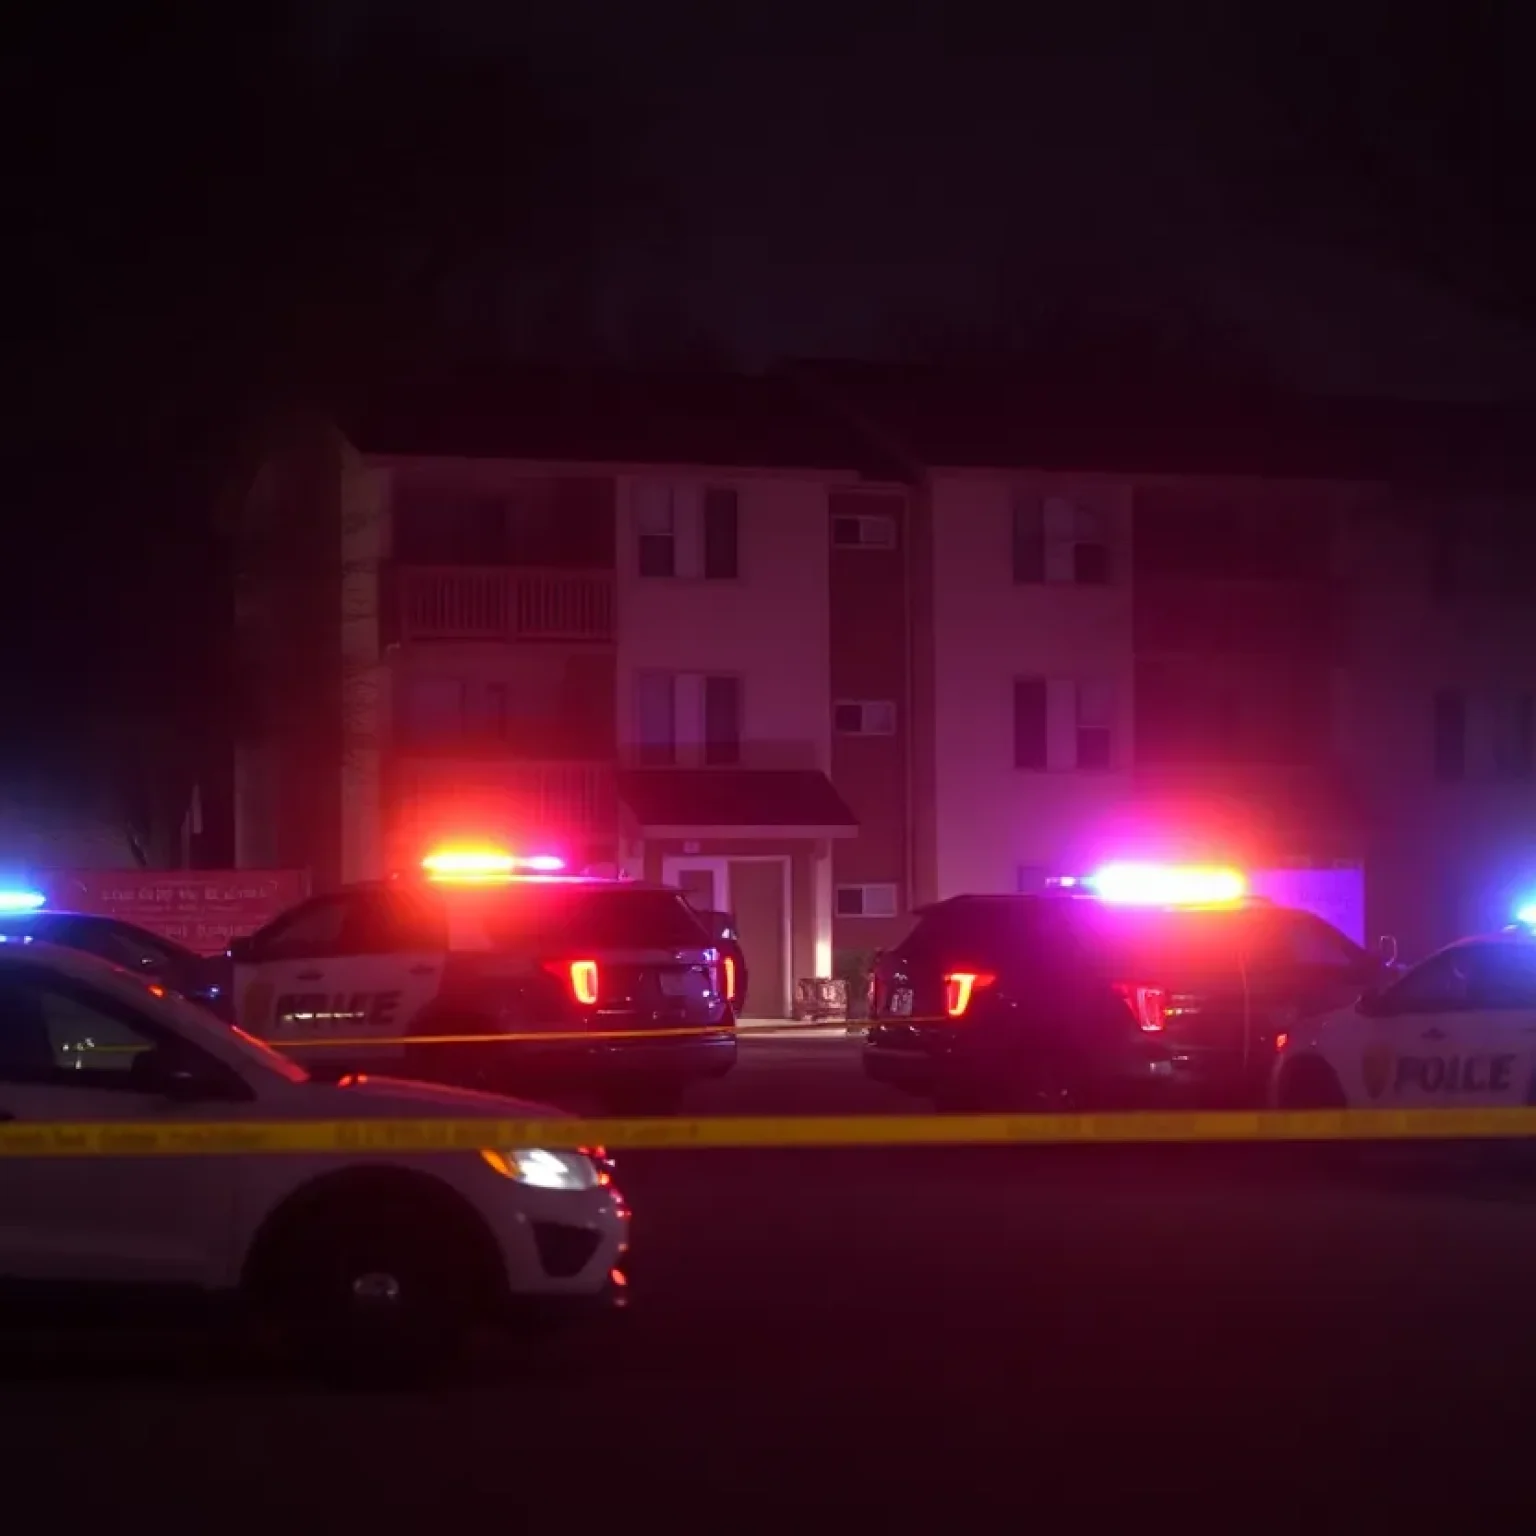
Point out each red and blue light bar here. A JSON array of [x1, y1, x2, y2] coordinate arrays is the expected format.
[[1050, 863, 1248, 907]]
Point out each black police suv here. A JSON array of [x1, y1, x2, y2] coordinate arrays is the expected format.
[[0, 910, 232, 1019], [864, 892, 1391, 1110]]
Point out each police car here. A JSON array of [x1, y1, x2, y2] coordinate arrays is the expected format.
[[866, 863, 1394, 1110], [229, 849, 737, 1111], [0, 891, 232, 1019], [1272, 928, 1536, 1110], [0, 939, 628, 1377]]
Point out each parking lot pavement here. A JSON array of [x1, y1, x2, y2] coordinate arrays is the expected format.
[[5, 1043, 1536, 1524]]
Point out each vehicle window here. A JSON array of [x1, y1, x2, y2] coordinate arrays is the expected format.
[[1374, 944, 1536, 1014], [1084, 907, 1248, 977], [0, 973, 154, 1082], [1264, 912, 1366, 970], [344, 889, 450, 954], [900, 900, 1038, 964], [248, 897, 352, 960], [472, 888, 710, 950], [57, 919, 176, 971]]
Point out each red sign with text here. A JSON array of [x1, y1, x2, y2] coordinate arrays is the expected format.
[[41, 870, 310, 955]]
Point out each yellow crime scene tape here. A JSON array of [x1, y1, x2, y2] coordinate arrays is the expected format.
[[5, 1107, 1536, 1157]]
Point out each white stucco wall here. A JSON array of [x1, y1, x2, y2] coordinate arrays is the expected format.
[[927, 472, 1136, 896], [614, 472, 834, 773]]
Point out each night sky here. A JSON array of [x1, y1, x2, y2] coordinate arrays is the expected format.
[[7, 0, 1535, 832]]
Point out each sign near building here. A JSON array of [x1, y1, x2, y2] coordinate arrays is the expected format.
[[40, 870, 309, 955]]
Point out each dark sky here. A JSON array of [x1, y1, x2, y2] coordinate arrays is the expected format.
[[438, 1, 1536, 397]]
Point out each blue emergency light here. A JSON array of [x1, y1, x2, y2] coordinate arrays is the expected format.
[[0, 890, 46, 914]]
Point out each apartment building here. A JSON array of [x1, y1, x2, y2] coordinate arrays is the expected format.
[[236, 372, 1536, 1010], [235, 374, 911, 1015], [795, 364, 1536, 956]]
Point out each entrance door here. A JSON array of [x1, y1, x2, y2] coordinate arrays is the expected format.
[[728, 859, 789, 1021], [662, 858, 729, 915]]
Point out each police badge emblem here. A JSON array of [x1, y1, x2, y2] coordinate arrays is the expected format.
[[1361, 1042, 1393, 1100]]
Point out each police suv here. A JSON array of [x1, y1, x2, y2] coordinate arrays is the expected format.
[[229, 851, 737, 1111], [866, 864, 1394, 1111], [0, 941, 628, 1377], [1272, 930, 1536, 1110]]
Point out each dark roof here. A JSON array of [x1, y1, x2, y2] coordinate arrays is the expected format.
[[789, 359, 1536, 486], [346, 366, 899, 476], [618, 770, 858, 830]]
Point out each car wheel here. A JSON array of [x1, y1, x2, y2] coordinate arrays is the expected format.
[[1276, 1058, 1347, 1110], [261, 1200, 480, 1387]]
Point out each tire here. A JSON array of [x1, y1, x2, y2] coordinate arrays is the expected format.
[[1275, 1057, 1347, 1111], [255, 1194, 485, 1387]]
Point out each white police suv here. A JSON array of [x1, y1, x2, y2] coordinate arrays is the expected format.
[[229, 850, 737, 1111], [0, 939, 628, 1377], [1272, 930, 1536, 1110]]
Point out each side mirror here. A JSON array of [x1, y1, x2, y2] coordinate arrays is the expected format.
[[1378, 934, 1399, 967]]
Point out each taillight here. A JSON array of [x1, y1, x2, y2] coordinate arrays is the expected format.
[[943, 971, 996, 1018], [1113, 981, 1167, 1032], [722, 955, 736, 999], [544, 958, 601, 1006]]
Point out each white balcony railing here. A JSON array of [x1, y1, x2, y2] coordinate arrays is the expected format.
[[392, 757, 619, 843], [399, 567, 615, 642]]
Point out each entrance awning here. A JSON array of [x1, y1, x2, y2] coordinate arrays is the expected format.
[[618, 769, 859, 840]]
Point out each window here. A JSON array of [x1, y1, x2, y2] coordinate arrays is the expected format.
[[702, 488, 740, 580], [1074, 681, 1114, 770], [834, 700, 897, 736], [1014, 495, 1111, 585], [703, 675, 743, 766], [634, 672, 743, 767], [1433, 689, 1467, 782], [248, 897, 352, 960], [635, 483, 742, 579], [1014, 678, 1048, 769], [1267, 913, 1367, 972], [836, 884, 899, 919], [0, 971, 158, 1083], [1378, 943, 1536, 1015], [636, 671, 678, 766], [634, 484, 677, 577], [345, 891, 450, 955], [832, 514, 896, 550]]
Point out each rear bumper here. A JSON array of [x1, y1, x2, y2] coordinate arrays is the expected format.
[[865, 1025, 1267, 1108]]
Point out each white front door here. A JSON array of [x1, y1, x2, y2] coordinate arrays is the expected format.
[[663, 858, 730, 916], [0, 969, 233, 1287]]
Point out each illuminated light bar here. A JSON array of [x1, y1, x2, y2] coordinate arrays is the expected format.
[[0, 890, 46, 914], [1085, 863, 1247, 907], [420, 848, 565, 884], [1515, 901, 1536, 928]]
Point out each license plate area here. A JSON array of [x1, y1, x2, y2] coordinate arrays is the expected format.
[[889, 988, 914, 1016], [658, 971, 695, 998]]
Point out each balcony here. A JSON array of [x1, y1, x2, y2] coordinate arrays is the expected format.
[[398, 567, 615, 643], [389, 756, 619, 847]]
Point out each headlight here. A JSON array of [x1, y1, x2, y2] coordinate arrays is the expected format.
[[480, 1147, 596, 1190]]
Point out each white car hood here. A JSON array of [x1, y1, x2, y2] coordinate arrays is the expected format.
[[289, 1075, 568, 1122]]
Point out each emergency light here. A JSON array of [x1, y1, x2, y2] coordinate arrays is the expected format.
[[420, 847, 566, 884], [1514, 901, 1536, 929], [0, 890, 46, 914], [1051, 863, 1247, 907]]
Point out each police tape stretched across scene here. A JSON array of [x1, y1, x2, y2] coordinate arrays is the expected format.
[[7, 1107, 1536, 1156]]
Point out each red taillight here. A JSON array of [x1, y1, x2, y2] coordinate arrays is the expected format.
[[1113, 981, 1167, 1032], [722, 955, 736, 999], [544, 958, 601, 1005], [943, 971, 995, 1018]]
